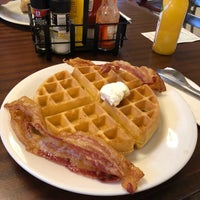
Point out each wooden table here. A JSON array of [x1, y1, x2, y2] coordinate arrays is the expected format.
[[0, 1, 200, 199]]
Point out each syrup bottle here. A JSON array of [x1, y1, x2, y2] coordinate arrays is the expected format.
[[96, 0, 120, 50], [152, 0, 188, 55]]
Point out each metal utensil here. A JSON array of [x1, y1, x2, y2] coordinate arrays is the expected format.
[[157, 67, 200, 100]]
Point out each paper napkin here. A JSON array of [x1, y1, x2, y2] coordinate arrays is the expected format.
[[142, 28, 200, 43]]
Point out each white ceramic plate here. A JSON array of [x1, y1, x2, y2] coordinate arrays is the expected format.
[[166, 77, 200, 126], [0, 63, 198, 196], [0, 0, 29, 26]]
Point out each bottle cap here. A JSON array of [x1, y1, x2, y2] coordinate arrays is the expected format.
[[30, 0, 49, 9], [49, 0, 71, 13]]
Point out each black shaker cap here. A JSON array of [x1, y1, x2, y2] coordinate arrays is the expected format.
[[49, 0, 71, 13], [30, 0, 49, 9]]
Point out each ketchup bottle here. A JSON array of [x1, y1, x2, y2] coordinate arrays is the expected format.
[[87, 0, 102, 39], [96, 0, 120, 50]]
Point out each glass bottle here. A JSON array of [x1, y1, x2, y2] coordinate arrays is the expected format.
[[30, 0, 50, 54], [152, 0, 188, 55], [87, 0, 102, 39], [96, 0, 120, 51], [49, 0, 71, 54], [69, 0, 84, 46]]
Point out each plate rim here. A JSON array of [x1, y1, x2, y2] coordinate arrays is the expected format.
[[0, 0, 29, 26], [0, 62, 198, 196]]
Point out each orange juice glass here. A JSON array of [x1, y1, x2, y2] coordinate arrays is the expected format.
[[152, 0, 188, 55]]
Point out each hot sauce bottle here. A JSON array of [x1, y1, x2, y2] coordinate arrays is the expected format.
[[96, 0, 120, 50]]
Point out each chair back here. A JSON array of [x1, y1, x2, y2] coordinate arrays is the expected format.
[[184, 0, 200, 32]]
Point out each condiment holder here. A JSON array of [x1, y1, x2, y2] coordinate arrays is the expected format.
[[27, 1, 130, 59]]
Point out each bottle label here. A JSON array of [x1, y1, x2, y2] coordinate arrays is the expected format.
[[52, 13, 70, 32], [33, 9, 49, 18], [52, 13, 69, 25], [98, 24, 117, 50], [107, 25, 117, 39], [33, 9, 50, 26]]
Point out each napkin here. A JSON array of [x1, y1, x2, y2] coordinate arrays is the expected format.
[[119, 12, 132, 23], [165, 75, 200, 126], [141, 28, 200, 43]]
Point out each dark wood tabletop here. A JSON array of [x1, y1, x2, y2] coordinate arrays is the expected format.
[[0, 0, 200, 199]]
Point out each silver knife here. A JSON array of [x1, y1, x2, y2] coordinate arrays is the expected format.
[[157, 70, 200, 100]]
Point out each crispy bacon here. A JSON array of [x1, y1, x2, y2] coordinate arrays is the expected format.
[[98, 60, 166, 92], [64, 57, 166, 92], [4, 96, 144, 194]]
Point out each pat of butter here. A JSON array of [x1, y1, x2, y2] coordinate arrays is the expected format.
[[100, 82, 130, 106]]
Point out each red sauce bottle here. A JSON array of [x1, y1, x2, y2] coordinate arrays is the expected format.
[[88, 0, 102, 39], [96, 0, 120, 50]]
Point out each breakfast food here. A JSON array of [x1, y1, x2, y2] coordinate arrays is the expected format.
[[34, 57, 162, 153], [4, 57, 165, 194], [67, 58, 166, 93], [20, 0, 30, 13], [5, 96, 144, 194]]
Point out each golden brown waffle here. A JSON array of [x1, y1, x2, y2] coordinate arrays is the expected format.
[[34, 58, 160, 153]]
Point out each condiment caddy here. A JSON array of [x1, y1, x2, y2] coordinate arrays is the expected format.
[[28, 0, 130, 59]]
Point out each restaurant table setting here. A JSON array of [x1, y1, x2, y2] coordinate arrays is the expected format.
[[0, 0, 200, 199]]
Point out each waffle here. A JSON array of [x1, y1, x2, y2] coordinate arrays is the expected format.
[[34, 58, 160, 153]]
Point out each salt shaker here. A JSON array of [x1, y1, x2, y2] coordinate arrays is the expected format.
[[49, 0, 71, 54]]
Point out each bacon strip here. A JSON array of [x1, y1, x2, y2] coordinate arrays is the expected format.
[[98, 60, 166, 92], [4, 96, 144, 194], [64, 57, 166, 92]]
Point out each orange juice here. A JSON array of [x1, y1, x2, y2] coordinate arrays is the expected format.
[[152, 0, 188, 55]]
